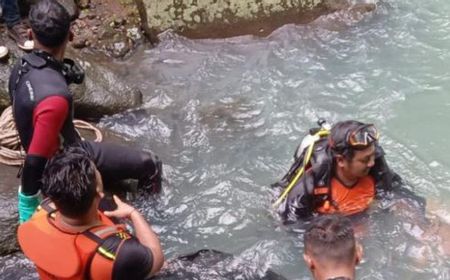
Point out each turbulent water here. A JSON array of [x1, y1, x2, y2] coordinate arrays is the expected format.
[[2, 0, 450, 279]]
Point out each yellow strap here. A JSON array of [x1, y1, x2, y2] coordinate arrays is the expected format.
[[272, 129, 330, 208], [98, 246, 116, 260]]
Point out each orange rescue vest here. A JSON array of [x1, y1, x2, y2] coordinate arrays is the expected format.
[[18, 200, 130, 280], [316, 175, 375, 216]]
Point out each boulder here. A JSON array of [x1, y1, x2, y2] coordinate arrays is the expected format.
[[0, 33, 142, 119], [67, 48, 143, 119], [137, 0, 328, 38]]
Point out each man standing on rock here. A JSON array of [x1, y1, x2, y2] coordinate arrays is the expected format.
[[8, 0, 163, 223]]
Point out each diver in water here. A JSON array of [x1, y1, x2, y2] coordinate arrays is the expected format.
[[303, 214, 362, 280], [272, 119, 425, 222], [8, 0, 163, 223]]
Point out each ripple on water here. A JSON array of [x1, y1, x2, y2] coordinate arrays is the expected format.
[[12, 0, 446, 279]]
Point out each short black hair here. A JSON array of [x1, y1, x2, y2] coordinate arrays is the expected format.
[[330, 120, 368, 160], [29, 0, 71, 48], [42, 146, 97, 218], [304, 214, 356, 266]]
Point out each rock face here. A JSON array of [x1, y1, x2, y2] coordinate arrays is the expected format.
[[137, 0, 329, 38]]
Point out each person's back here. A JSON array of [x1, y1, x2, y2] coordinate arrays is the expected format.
[[20, 199, 126, 279], [303, 214, 362, 280], [18, 147, 164, 279]]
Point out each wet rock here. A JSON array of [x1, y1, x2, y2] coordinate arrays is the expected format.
[[79, 0, 91, 9], [1, 31, 142, 119], [67, 48, 143, 119], [106, 39, 133, 58], [311, 2, 376, 31], [0, 34, 21, 113], [0, 165, 20, 256], [154, 249, 287, 280], [323, 0, 351, 11], [139, 0, 328, 38]]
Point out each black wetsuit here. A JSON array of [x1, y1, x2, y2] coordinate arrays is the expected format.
[[8, 51, 161, 195]]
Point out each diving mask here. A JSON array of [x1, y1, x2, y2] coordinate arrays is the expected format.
[[347, 124, 379, 148]]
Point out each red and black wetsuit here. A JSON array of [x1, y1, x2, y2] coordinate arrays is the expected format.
[[9, 51, 161, 195]]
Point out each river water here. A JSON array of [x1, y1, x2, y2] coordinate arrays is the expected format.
[[2, 0, 450, 279]]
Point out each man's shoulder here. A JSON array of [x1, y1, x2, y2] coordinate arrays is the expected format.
[[24, 66, 71, 103], [26, 66, 67, 86], [112, 236, 153, 280]]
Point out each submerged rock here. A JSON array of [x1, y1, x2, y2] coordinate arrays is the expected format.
[[312, 2, 377, 31], [154, 249, 287, 280]]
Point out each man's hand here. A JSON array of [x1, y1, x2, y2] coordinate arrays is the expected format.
[[103, 195, 136, 219], [103, 195, 164, 276]]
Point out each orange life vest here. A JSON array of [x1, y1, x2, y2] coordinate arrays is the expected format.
[[18, 200, 130, 280], [316, 175, 375, 216]]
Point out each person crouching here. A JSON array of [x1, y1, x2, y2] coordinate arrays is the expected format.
[[18, 147, 164, 280]]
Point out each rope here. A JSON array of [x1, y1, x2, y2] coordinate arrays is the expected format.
[[0, 106, 103, 166]]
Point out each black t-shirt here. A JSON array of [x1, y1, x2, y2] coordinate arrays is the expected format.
[[100, 235, 153, 280]]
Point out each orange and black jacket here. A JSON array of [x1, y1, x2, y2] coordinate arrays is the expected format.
[[273, 139, 424, 221], [18, 199, 153, 280]]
